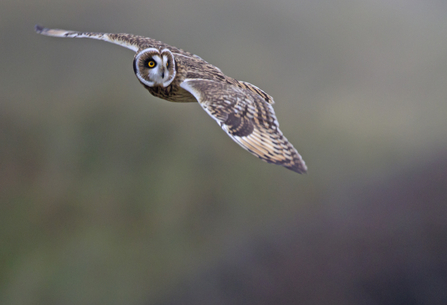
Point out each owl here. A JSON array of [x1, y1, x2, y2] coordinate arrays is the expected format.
[[35, 25, 307, 173]]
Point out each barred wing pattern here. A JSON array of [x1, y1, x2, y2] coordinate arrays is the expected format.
[[181, 79, 307, 173]]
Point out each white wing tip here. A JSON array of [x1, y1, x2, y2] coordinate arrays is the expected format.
[[34, 25, 70, 37]]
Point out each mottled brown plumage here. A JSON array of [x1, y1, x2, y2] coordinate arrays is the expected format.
[[35, 25, 307, 173]]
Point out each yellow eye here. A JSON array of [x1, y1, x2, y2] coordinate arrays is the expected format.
[[166, 61, 169, 68], [147, 60, 156, 68]]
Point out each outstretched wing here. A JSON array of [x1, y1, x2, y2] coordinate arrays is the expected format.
[[180, 79, 307, 173]]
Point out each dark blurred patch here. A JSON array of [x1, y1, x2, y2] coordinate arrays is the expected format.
[[156, 155, 447, 305]]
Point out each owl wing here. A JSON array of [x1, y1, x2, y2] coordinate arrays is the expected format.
[[180, 79, 307, 173]]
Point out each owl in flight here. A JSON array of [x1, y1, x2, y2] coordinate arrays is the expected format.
[[35, 25, 307, 173]]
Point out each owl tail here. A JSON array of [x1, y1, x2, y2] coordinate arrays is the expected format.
[[34, 25, 140, 52]]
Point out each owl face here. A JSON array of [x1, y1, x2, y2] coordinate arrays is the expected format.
[[133, 48, 176, 87]]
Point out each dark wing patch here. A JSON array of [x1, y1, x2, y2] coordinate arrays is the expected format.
[[224, 110, 254, 137], [180, 79, 307, 173]]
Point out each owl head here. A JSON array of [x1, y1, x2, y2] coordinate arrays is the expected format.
[[133, 48, 176, 87]]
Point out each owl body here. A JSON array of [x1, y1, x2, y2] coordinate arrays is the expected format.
[[35, 25, 307, 173], [143, 52, 225, 103], [149, 52, 233, 100]]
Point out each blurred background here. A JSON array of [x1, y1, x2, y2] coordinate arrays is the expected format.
[[1, 0, 447, 304]]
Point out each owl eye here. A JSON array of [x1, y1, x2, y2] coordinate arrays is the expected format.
[[166, 61, 169, 68], [147, 59, 156, 68]]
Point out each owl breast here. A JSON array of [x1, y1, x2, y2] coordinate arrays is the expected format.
[[147, 84, 196, 103]]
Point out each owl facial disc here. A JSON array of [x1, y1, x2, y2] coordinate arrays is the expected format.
[[134, 48, 176, 87]]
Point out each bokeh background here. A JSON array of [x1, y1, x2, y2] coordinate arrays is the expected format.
[[1, 0, 447, 304]]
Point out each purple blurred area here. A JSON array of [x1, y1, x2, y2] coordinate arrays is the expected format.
[[158, 157, 447, 305]]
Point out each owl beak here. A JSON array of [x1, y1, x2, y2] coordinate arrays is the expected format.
[[161, 67, 165, 79]]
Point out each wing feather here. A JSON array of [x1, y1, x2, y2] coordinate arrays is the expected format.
[[180, 79, 307, 173]]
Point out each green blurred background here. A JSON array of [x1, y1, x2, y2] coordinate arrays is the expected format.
[[1, 0, 447, 304]]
